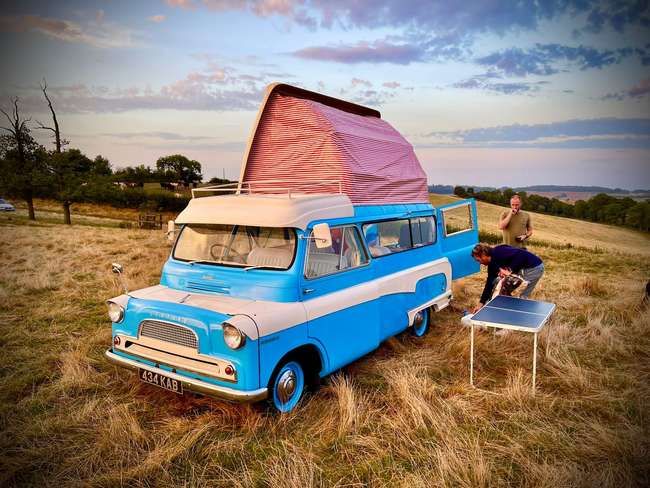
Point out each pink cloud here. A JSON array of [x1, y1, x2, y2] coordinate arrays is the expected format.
[[148, 14, 167, 23], [629, 77, 650, 98], [351, 77, 372, 87], [0, 14, 136, 48], [165, 0, 196, 8], [292, 40, 425, 64], [382, 81, 401, 89]]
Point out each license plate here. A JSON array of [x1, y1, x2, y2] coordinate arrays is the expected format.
[[139, 368, 183, 394]]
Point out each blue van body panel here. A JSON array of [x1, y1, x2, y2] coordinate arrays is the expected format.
[[377, 273, 447, 339], [161, 259, 301, 302], [110, 199, 478, 402], [257, 323, 330, 387], [112, 298, 260, 391], [435, 199, 480, 279]]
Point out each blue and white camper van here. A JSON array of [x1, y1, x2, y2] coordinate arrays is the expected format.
[[105, 84, 480, 412], [106, 191, 479, 411]]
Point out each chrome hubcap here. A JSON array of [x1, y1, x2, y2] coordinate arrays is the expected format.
[[277, 369, 296, 403], [414, 311, 424, 327]]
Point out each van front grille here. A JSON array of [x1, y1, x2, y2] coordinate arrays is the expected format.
[[139, 320, 198, 349]]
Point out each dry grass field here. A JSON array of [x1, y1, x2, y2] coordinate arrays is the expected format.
[[429, 194, 650, 256], [0, 200, 649, 487]]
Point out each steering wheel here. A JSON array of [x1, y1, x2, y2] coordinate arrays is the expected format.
[[209, 243, 243, 261]]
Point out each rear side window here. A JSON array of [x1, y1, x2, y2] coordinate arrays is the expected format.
[[441, 203, 474, 236], [305, 226, 369, 278], [363, 216, 436, 257]]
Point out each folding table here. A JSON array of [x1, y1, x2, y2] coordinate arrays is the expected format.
[[467, 295, 555, 394]]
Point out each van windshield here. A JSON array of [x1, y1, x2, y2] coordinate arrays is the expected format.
[[174, 224, 296, 269]]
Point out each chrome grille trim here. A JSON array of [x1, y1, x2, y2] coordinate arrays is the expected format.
[[139, 319, 198, 349]]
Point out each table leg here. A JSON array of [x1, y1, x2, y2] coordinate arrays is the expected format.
[[532, 332, 538, 394], [470, 324, 475, 387]]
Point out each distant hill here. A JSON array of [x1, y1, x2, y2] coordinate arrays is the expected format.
[[429, 184, 649, 195], [514, 185, 650, 195], [427, 185, 455, 194]]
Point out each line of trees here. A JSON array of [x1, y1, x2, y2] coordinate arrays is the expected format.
[[454, 186, 650, 232], [0, 83, 205, 224]]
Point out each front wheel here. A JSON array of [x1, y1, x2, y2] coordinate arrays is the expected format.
[[411, 307, 431, 337], [269, 360, 305, 413]]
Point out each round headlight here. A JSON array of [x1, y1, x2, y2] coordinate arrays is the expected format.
[[107, 301, 124, 323], [223, 323, 245, 349]]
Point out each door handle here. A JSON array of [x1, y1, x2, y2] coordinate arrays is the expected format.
[[303, 288, 315, 294]]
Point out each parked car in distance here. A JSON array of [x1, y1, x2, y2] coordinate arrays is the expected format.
[[0, 198, 15, 211]]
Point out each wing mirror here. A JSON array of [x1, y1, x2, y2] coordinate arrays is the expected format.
[[166, 220, 176, 242], [312, 223, 332, 249], [111, 262, 128, 294]]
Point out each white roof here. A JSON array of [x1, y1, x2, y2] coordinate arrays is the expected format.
[[174, 193, 354, 230]]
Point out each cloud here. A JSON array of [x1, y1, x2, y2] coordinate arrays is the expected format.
[[3, 67, 269, 114], [291, 40, 425, 64], [382, 81, 400, 89], [0, 57, 293, 114], [0, 13, 137, 48], [601, 77, 650, 100], [164, 1, 649, 39], [453, 73, 547, 94], [165, 2, 648, 68], [148, 15, 167, 23], [101, 131, 213, 141], [477, 44, 635, 77], [423, 117, 650, 149], [165, 0, 196, 8], [350, 78, 372, 88], [17, 86, 262, 113], [582, 1, 650, 34]]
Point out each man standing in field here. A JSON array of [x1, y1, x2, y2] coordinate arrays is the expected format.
[[498, 194, 533, 248]]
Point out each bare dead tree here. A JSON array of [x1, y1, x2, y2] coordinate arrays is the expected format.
[[0, 97, 37, 220], [36, 78, 67, 153], [37, 78, 74, 224]]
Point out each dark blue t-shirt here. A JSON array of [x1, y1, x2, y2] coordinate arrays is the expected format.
[[480, 245, 543, 304]]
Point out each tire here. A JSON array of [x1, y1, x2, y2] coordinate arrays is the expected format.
[[269, 360, 305, 413], [411, 307, 431, 337]]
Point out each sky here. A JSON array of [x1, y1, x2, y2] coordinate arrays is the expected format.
[[1, 0, 649, 190]]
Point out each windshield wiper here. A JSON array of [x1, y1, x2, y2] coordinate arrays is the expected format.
[[187, 259, 222, 266], [188, 259, 252, 268], [243, 265, 286, 271]]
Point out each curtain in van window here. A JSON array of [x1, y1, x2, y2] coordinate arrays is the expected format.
[[411, 216, 436, 246]]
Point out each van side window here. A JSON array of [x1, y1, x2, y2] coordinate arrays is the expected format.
[[305, 226, 368, 278], [363, 219, 410, 257], [411, 216, 436, 246], [442, 203, 474, 236], [363, 216, 436, 257]]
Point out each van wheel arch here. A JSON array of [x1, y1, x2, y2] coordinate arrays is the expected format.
[[269, 344, 323, 391]]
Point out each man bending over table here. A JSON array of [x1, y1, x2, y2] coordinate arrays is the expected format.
[[471, 243, 545, 313]]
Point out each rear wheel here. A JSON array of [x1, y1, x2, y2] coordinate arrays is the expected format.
[[269, 360, 305, 413], [411, 307, 431, 337]]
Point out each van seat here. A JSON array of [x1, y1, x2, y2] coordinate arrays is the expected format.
[[246, 246, 293, 268], [305, 252, 347, 277]]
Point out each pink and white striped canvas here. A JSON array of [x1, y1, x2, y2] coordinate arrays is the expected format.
[[242, 91, 429, 204]]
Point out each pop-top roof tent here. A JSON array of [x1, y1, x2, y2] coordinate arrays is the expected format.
[[237, 83, 429, 205]]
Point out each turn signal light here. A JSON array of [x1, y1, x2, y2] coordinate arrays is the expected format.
[[113, 336, 121, 346], [225, 365, 234, 376]]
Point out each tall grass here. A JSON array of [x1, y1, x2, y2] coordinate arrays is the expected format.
[[0, 210, 649, 486]]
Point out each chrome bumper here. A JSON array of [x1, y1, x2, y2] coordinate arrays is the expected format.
[[105, 349, 268, 403]]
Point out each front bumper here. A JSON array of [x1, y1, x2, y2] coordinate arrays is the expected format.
[[105, 349, 268, 403]]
